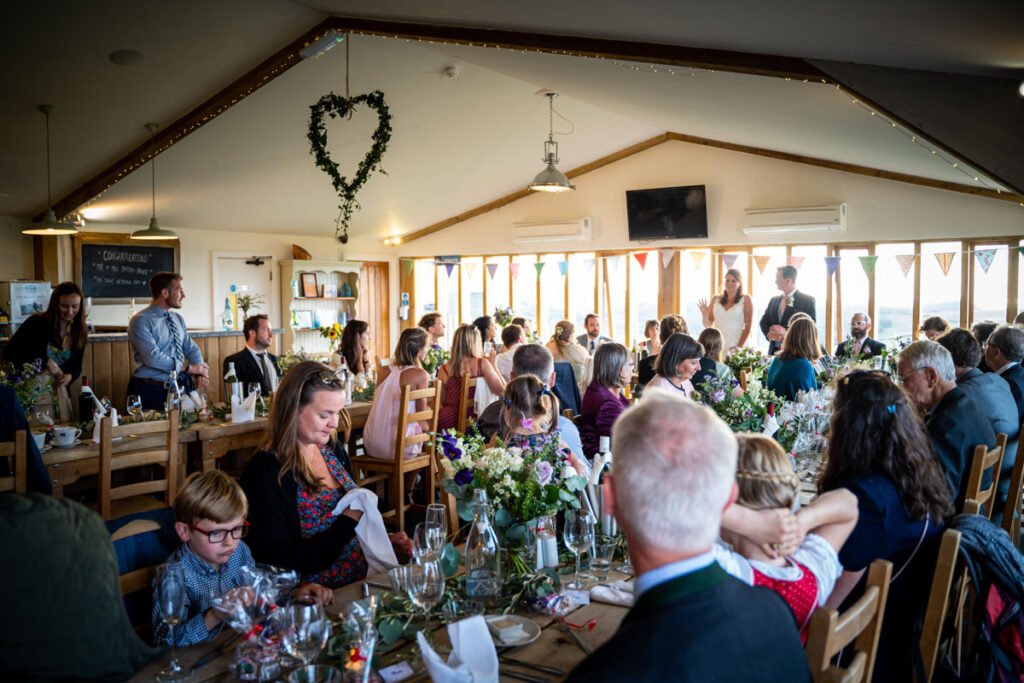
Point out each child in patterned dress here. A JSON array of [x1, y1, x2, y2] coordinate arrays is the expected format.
[[714, 435, 858, 643], [500, 375, 590, 479]]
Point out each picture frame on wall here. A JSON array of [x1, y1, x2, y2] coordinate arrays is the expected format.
[[300, 272, 318, 298], [293, 310, 314, 329]]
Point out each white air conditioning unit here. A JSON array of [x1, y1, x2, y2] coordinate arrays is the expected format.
[[742, 203, 847, 236], [512, 217, 592, 244]]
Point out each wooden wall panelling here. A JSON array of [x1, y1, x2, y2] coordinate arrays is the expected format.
[[399, 259, 415, 333], [217, 336, 242, 403], [91, 342, 113, 404], [204, 338, 221, 405], [110, 341, 132, 408], [357, 261, 391, 361]]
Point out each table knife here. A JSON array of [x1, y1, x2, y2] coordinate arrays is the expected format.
[[499, 668, 550, 683], [499, 656, 565, 676]]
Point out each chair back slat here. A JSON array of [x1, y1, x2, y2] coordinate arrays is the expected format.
[[99, 410, 180, 520], [917, 529, 963, 682], [1003, 427, 1024, 544], [457, 376, 479, 433], [962, 434, 1007, 518], [0, 431, 27, 493]]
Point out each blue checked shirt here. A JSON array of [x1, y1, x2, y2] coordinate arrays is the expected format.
[[128, 304, 204, 381], [152, 541, 254, 647]]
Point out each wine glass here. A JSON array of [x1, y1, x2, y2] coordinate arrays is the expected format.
[[616, 531, 633, 575], [406, 560, 445, 647], [412, 522, 445, 564], [246, 382, 264, 411], [277, 604, 331, 667], [155, 563, 188, 681], [126, 395, 143, 421], [425, 503, 448, 539], [563, 510, 595, 590]]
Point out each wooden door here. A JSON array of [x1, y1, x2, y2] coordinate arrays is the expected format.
[[357, 261, 391, 363]]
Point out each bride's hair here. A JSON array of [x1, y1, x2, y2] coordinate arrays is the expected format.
[[720, 268, 744, 306]]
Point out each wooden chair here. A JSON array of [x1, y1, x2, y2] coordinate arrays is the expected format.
[[112, 518, 163, 596], [457, 375, 479, 433], [350, 384, 441, 533], [961, 433, 1008, 517], [0, 430, 27, 493], [1003, 433, 1024, 545], [806, 559, 892, 683], [561, 408, 574, 420], [98, 410, 181, 520], [917, 529, 964, 682]]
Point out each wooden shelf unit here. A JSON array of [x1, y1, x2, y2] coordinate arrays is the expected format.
[[280, 260, 361, 356]]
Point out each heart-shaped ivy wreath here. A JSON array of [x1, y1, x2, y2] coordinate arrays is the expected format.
[[307, 90, 392, 243]]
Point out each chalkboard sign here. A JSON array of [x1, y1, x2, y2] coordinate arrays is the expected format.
[[74, 233, 180, 303]]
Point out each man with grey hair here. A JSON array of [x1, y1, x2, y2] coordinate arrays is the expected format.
[[834, 312, 886, 359], [984, 323, 1024, 419], [566, 393, 808, 682], [897, 340, 995, 510]]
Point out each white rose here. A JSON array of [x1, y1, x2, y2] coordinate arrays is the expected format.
[[561, 466, 577, 481]]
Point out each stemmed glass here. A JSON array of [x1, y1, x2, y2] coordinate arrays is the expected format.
[[425, 503, 448, 540], [246, 382, 262, 409], [616, 531, 633, 575], [412, 522, 445, 564], [126, 395, 143, 421], [406, 561, 445, 647], [155, 563, 188, 681], [563, 510, 595, 590], [277, 604, 332, 668]]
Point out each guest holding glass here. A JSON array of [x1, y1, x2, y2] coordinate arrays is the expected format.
[[765, 317, 820, 401], [240, 361, 411, 587], [472, 315, 497, 351], [818, 371, 952, 681], [698, 268, 753, 351], [6, 281, 87, 391], [546, 320, 589, 387], [578, 342, 633, 458], [363, 328, 431, 461], [340, 320, 372, 376], [644, 333, 704, 398], [436, 324, 505, 431], [222, 314, 279, 397]]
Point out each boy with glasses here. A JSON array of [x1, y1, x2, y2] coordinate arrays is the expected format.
[[153, 470, 332, 646]]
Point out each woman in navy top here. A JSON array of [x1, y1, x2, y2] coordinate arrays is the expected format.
[[578, 342, 633, 458], [819, 371, 953, 682], [766, 316, 820, 400]]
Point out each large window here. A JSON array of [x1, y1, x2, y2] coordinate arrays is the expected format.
[[538, 253, 566, 338], [874, 243, 915, 342], [461, 256, 484, 323], [920, 241, 963, 329], [971, 242, 1009, 325], [791, 245, 828, 346], [484, 255, 510, 316], [833, 246, 869, 346], [436, 263, 459, 336], [628, 251, 659, 348], [750, 247, 787, 351], [414, 259, 436, 323], [512, 254, 537, 326], [681, 249, 712, 336], [599, 254, 627, 342], [567, 252, 596, 335]]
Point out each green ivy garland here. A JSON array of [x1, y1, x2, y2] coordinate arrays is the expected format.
[[307, 90, 392, 243]]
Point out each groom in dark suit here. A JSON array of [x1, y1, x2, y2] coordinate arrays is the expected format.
[[759, 265, 816, 355], [222, 315, 280, 397], [835, 312, 886, 359], [566, 394, 809, 683]]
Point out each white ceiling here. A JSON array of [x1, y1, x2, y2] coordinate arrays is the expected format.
[[0, 0, 1019, 241]]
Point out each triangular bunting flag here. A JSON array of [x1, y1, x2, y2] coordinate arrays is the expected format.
[[824, 256, 840, 277], [787, 256, 805, 269], [557, 261, 568, 277], [634, 252, 649, 270], [858, 255, 878, 278], [753, 255, 771, 274], [583, 258, 595, 272], [659, 249, 675, 268], [534, 262, 545, 279], [975, 249, 997, 274], [464, 263, 479, 281], [485, 263, 499, 279], [444, 263, 456, 278], [1019, 246, 1024, 259], [721, 253, 738, 269], [690, 251, 706, 270], [934, 252, 955, 277], [895, 254, 915, 277], [510, 263, 521, 280]]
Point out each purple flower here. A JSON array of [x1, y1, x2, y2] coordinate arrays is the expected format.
[[709, 389, 726, 404], [439, 433, 462, 460], [534, 461, 553, 486], [454, 469, 474, 486]]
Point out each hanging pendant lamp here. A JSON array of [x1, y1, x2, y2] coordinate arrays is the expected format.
[[22, 105, 79, 236], [528, 92, 574, 193], [131, 123, 178, 240]]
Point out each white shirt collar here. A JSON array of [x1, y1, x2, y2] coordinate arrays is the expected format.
[[634, 549, 716, 597], [996, 361, 1019, 376]]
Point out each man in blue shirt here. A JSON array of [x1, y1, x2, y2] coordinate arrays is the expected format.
[[127, 272, 209, 410]]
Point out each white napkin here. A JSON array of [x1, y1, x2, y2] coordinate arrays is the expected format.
[[417, 616, 498, 683], [182, 390, 205, 413], [230, 392, 258, 423], [93, 409, 119, 444], [331, 488, 398, 574], [591, 579, 635, 607]]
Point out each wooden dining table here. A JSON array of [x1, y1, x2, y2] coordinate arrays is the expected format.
[[128, 566, 631, 682]]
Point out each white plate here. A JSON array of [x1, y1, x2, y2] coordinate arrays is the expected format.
[[52, 439, 82, 449], [484, 614, 542, 647]]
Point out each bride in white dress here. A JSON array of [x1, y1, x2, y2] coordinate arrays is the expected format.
[[698, 268, 753, 351]]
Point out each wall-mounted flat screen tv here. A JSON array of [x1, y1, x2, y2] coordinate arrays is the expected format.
[[625, 185, 708, 241]]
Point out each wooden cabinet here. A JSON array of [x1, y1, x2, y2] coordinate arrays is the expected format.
[[279, 260, 361, 356]]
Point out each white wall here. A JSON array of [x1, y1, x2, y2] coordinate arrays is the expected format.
[[396, 139, 1024, 257]]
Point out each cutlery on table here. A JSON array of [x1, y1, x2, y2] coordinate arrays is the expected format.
[[499, 668, 550, 683], [499, 656, 564, 676], [557, 621, 593, 655]]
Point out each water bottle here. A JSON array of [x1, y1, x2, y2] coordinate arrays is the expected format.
[[224, 362, 243, 405], [221, 297, 233, 331], [465, 489, 501, 607], [598, 436, 617, 536]]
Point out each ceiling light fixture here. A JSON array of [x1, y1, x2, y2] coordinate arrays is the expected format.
[[528, 92, 575, 193], [299, 30, 345, 60], [1019, 81, 1024, 98], [22, 105, 79, 236], [130, 123, 178, 241]]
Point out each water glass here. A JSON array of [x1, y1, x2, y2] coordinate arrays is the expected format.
[[591, 537, 617, 576], [155, 563, 188, 681], [563, 510, 595, 590], [412, 522, 445, 564], [126, 394, 143, 420], [277, 604, 331, 667], [425, 503, 448, 539], [406, 561, 445, 647]]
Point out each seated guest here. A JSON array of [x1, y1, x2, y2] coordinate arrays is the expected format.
[[340, 320, 372, 376], [834, 312, 886, 359], [363, 328, 431, 460], [819, 371, 952, 681], [937, 329, 1019, 519], [475, 344, 584, 461], [5, 281, 87, 389], [919, 315, 951, 341], [223, 314, 279, 397], [971, 320, 998, 372], [578, 343, 633, 458], [495, 324, 525, 383], [640, 319, 661, 357], [240, 361, 411, 587], [497, 375, 588, 478], [472, 315, 497, 349], [154, 471, 331, 646], [418, 312, 446, 349], [984, 323, 1024, 419], [765, 317, 820, 401], [693, 327, 728, 389], [0, 385, 51, 494], [577, 313, 613, 355], [436, 325, 505, 431], [897, 341, 996, 510], [1015, 311, 1024, 325], [510, 316, 533, 340], [645, 333, 703, 398], [638, 314, 687, 386], [566, 393, 809, 682], [546, 320, 589, 387]]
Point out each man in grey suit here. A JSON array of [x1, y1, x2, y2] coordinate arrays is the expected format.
[[759, 265, 816, 356], [985, 324, 1024, 421], [577, 313, 613, 354]]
